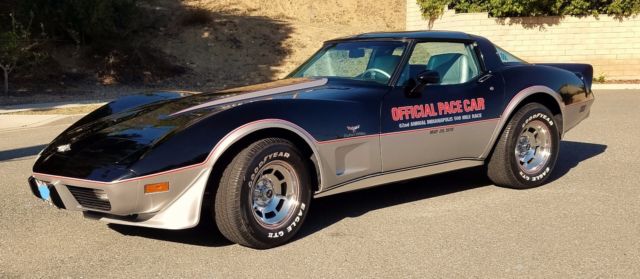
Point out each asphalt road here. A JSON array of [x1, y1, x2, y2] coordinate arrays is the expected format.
[[0, 90, 638, 278]]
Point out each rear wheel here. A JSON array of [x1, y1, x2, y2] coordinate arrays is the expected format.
[[487, 102, 560, 189], [214, 138, 311, 249]]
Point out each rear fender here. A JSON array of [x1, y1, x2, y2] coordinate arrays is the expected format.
[[480, 85, 565, 158], [538, 63, 593, 92]]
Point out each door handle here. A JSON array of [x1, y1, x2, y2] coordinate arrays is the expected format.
[[478, 73, 493, 83]]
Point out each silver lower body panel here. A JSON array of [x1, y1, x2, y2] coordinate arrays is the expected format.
[[315, 159, 484, 198]]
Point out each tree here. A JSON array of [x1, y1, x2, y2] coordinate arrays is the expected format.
[[18, 0, 141, 45], [416, 0, 451, 28], [0, 13, 44, 95]]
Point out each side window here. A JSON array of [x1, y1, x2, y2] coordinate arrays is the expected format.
[[398, 42, 481, 86]]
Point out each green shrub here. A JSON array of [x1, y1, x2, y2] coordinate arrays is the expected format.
[[418, 0, 640, 19], [594, 74, 606, 83], [416, 0, 451, 21]]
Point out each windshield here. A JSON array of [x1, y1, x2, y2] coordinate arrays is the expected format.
[[290, 41, 407, 84]]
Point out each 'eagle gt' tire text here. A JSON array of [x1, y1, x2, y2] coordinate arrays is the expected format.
[[214, 138, 312, 249], [487, 103, 560, 189]]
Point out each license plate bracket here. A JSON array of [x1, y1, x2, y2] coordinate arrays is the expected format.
[[28, 177, 66, 209]]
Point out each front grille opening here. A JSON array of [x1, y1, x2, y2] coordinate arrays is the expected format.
[[67, 186, 111, 211]]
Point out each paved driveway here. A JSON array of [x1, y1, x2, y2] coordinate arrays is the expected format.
[[0, 90, 637, 277]]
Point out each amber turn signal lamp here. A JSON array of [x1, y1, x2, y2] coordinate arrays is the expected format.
[[144, 182, 169, 194]]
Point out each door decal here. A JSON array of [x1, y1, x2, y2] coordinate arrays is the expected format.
[[390, 97, 486, 129]]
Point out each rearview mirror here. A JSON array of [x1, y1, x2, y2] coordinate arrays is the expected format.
[[408, 70, 440, 96], [348, 48, 365, 58]]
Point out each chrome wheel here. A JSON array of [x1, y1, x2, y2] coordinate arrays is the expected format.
[[515, 120, 552, 174], [250, 160, 300, 228]]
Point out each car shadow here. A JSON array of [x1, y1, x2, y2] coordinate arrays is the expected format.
[[0, 144, 47, 161], [549, 140, 607, 181], [107, 141, 606, 247], [295, 167, 492, 241], [294, 140, 607, 241], [108, 222, 233, 247]]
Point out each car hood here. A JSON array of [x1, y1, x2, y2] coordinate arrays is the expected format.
[[33, 78, 328, 181]]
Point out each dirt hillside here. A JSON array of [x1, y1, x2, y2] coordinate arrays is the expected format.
[[3, 0, 406, 105], [160, 0, 406, 89]]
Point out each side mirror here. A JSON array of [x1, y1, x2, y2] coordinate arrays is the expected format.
[[416, 70, 440, 84], [408, 70, 440, 96]]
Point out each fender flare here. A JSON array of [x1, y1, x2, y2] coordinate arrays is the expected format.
[[203, 118, 325, 191], [480, 85, 565, 158]]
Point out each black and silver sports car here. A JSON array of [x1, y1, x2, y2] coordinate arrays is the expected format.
[[29, 31, 594, 249]]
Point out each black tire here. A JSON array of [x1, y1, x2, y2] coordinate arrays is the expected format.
[[214, 138, 312, 249], [487, 102, 560, 189]]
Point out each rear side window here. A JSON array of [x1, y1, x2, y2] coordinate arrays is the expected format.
[[398, 41, 481, 86], [495, 46, 526, 64]]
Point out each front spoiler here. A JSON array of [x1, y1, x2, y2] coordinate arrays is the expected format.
[[28, 167, 211, 230], [83, 168, 211, 230]]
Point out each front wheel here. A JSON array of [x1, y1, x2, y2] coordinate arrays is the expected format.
[[487, 103, 560, 189], [214, 138, 312, 249]]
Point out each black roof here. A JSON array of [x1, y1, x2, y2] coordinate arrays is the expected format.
[[330, 30, 474, 41]]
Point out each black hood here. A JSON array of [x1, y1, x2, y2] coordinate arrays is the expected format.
[[33, 78, 327, 181]]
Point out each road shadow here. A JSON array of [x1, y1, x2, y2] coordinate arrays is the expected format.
[[0, 144, 47, 161], [107, 141, 605, 247], [549, 140, 607, 181], [108, 221, 232, 247]]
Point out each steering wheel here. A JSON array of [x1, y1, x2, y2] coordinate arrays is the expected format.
[[361, 68, 391, 80]]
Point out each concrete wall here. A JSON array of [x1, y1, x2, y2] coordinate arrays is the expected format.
[[406, 1, 640, 80]]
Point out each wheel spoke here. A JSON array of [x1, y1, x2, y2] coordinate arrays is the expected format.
[[515, 119, 553, 175], [249, 160, 301, 227], [263, 195, 284, 216]]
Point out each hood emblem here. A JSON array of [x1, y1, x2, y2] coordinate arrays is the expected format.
[[56, 144, 71, 153], [346, 125, 360, 133]]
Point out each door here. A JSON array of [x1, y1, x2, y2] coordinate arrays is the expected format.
[[380, 41, 504, 171]]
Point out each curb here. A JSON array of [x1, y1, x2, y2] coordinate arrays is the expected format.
[[0, 114, 84, 133], [591, 84, 640, 90]]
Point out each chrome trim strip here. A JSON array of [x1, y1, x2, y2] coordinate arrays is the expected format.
[[170, 78, 328, 116], [314, 159, 484, 198], [480, 85, 565, 158]]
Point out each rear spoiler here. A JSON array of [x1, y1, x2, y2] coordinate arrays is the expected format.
[[538, 63, 594, 91]]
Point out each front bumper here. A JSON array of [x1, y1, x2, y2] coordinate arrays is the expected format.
[[28, 166, 212, 230]]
